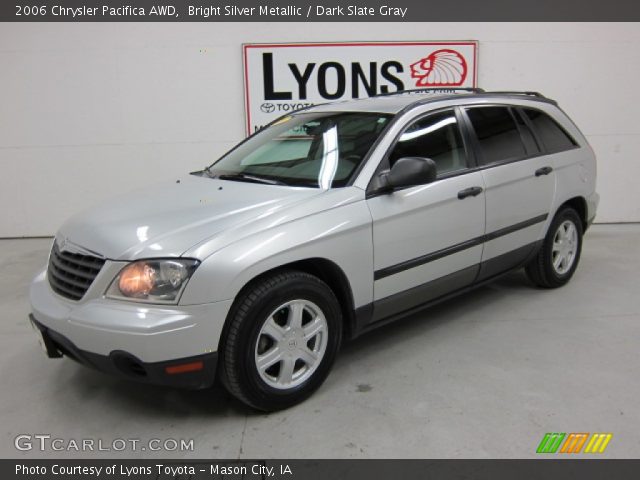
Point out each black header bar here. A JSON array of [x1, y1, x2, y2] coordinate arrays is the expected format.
[[2, 0, 640, 22]]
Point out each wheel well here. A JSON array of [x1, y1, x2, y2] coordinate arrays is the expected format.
[[559, 196, 588, 231], [229, 258, 356, 341]]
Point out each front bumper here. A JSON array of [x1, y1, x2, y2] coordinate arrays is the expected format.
[[31, 315, 218, 389], [29, 268, 233, 388]]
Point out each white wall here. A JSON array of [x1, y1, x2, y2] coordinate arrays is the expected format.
[[1, 22, 639, 236]]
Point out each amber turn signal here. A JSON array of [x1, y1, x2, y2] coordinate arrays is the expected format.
[[165, 361, 204, 375]]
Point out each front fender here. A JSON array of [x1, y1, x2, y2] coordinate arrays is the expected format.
[[179, 200, 374, 310]]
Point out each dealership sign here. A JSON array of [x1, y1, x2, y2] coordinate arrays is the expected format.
[[242, 41, 478, 134]]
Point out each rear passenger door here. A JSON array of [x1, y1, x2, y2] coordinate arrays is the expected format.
[[462, 105, 555, 280]]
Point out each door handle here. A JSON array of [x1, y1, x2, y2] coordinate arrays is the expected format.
[[457, 186, 483, 200], [535, 166, 553, 177]]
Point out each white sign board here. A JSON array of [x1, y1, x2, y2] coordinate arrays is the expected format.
[[243, 41, 478, 135]]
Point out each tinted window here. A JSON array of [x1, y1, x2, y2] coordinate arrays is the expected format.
[[523, 108, 578, 153], [513, 109, 540, 154], [389, 110, 467, 175], [466, 107, 526, 165]]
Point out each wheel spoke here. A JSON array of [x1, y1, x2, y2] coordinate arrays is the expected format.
[[565, 223, 575, 242], [561, 256, 568, 271], [554, 231, 562, 244], [297, 347, 318, 366], [559, 224, 567, 239], [287, 302, 305, 329], [278, 357, 296, 384], [303, 317, 325, 340], [261, 318, 286, 342], [553, 253, 564, 270], [257, 346, 283, 372]]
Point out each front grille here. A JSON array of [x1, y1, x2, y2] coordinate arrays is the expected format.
[[48, 243, 105, 301]]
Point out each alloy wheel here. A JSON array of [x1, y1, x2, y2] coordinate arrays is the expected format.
[[551, 219, 578, 275], [254, 300, 328, 390]]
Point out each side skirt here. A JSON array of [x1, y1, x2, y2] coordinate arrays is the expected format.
[[352, 240, 542, 337]]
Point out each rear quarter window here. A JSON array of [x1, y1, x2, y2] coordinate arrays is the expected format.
[[523, 108, 578, 154]]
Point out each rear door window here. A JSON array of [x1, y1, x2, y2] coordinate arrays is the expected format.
[[513, 109, 541, 155], [465, 106, 527, 165]]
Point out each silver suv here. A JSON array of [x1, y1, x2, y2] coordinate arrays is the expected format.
[[29, 89, 598, 411]]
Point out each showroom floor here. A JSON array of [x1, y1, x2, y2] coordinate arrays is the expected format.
[[1, 224, 638, 459]]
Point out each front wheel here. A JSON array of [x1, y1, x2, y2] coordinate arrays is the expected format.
[[526, 207, 583, 288], [219, 271, 342, 411]]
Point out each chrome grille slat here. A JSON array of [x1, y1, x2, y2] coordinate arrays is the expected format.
[[47, 243, 105, 301], [48, 274, 85, 300], [49, 267, 91, 290], [56, 253, 103, 270], [49, 254, 98, 280]]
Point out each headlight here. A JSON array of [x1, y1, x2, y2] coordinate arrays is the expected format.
[[106, 259, 199, 304]]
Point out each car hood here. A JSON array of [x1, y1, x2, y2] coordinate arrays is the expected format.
[[58, 174, 323, 260]]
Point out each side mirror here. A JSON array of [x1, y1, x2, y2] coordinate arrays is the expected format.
[[380, 157, 437, 191]]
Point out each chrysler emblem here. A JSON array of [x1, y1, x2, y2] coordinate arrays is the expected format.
[[55, 236, 104, 258]]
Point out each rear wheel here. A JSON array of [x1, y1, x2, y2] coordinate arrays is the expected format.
[[219, 270, 342, 411], [526, 207, 583, 288]]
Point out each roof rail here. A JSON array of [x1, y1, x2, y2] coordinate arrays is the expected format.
[[481, 90, 557, 105], [376, 87, 485, 97], [484, 90, 546, 98], [374, 88, 551, 100]]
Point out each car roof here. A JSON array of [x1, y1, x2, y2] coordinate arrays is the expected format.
[[307, 93, 448, 114], [305, 90, 556, 115]]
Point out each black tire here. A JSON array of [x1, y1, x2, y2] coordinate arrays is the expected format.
[[525, 207, 583, 288], [219, 270, 342, 411]]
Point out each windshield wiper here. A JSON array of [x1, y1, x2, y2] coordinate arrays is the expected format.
[[217, 173, 287, 186]]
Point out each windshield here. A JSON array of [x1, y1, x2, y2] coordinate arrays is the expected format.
[[205, 112, 393, 188]]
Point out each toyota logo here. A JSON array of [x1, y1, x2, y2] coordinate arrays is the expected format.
[[260, 103, 276, 113]]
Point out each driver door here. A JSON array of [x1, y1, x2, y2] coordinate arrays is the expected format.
[[366, 108, 486, 323]]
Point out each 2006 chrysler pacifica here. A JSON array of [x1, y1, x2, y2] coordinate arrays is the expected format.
[[29, 89, 598, 411]]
